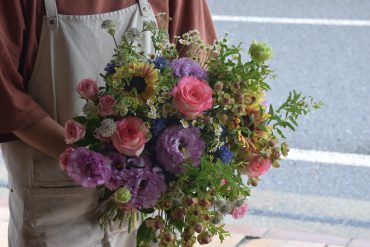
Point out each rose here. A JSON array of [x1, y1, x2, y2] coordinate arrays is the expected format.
[[112, 117, 149, 156], [171, 76, 213, 119], [98, 95, 116, 116], [64, 120, 86, 144], [76, 78, 99, 100], [59, 147, 74, 170], [230, 203, 249, 219], [241, 154, 272, 178]]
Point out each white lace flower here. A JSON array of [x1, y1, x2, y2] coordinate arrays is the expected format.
[[97, 119, 117, 138]]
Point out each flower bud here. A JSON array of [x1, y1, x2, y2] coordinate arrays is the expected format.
[[281, 142, 289, 156], [113, 187, 132, 204], [194, 223, 203, 233], [248, 40, 273, 64], [197, 231, 213, 245]]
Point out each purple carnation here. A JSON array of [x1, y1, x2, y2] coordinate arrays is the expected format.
[[121, 156, 167, 209], [170, 57, 208, 80], [64, 147, 112, 187], [155, 125, 204, 174]]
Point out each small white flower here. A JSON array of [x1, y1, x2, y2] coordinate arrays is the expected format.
[[83, 102, 97, 117], [97, 119, 117, 138], [180, 119, 189, 128], [125, 28, 142, 42]]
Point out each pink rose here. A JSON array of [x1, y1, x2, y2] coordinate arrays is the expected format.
[[98, 95, 116, 116], [112, 117, 149, 156], [76, 78, 99, 100], [230, 203, 249, 219], [59, 147, 74, 170], [242, 154, 272, 178], [64, 120, 86, 144], [171, 76, 213, 119]]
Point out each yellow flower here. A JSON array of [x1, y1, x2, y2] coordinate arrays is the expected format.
[[126, 62, 159, 101]]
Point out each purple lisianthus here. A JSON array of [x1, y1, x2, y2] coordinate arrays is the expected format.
[[121, 156, 167, 209], [104, 62, 116, 75], [105, 152, 126, 190], [64, 147, 112, 187], [155, 125, 204, 174], [170, 57, 208, 80]]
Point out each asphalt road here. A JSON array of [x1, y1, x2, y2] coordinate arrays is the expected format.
[[208, 0, 370, 239]]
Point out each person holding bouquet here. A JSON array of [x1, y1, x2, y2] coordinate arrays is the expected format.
[[0, 0, 216, 246]]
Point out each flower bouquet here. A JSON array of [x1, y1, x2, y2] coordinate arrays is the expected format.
[[60, 16, 321, 247]]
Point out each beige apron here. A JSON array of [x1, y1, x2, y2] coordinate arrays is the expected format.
[[1, 0, 156, 246]]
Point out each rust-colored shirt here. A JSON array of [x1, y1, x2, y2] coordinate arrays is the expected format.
[[0, 0, 217, 142]]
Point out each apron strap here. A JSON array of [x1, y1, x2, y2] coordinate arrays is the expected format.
[[44, 0, 58, 29], [138, 0, 151, 17]]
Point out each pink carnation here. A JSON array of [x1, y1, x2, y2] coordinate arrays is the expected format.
[[64, 120, 86, 144], [230, 203, 249, 219], [98, 95, 116, 116], [76, 78, 99, 100], [112, 117, 149, 157], [171, 76, 213, 119], [242, 154, 272, 178]]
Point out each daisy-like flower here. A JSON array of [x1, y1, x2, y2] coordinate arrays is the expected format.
[[125, 62, 159, 101]]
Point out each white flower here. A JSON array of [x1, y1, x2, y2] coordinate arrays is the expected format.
[[97, 119, 117, 138], [125, 28, 142, 42], [82, 102, 97, 117], [180, 119, 189, 128]]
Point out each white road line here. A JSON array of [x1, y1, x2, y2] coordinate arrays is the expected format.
[[212, 15, 370, 27], [1, 150, 370, 167], [287, 148, 370, 167]]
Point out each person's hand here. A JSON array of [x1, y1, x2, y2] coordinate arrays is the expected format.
[[13, 116, 68, 160]]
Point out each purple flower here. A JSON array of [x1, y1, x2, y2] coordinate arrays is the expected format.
[[64, 147, 112, 187], [105, 152, 126, 190], [170, 57, 208, 80], [104, 62, 116, 75], [155, 125, 204, 174], [121, 156, 167, 209]]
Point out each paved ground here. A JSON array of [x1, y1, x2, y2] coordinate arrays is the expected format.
[[208, 0, 370, 241]]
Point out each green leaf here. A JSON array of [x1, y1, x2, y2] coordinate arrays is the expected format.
[[136, 220, 155, 247], [140, 208, 155, 214], [73, 116, 87, 124]]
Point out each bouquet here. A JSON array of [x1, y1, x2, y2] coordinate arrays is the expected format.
[[60, 15, 321, 247]]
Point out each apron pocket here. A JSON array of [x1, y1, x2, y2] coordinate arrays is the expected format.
[[23, 187, 105, 247], [31, 150, 76, 187]]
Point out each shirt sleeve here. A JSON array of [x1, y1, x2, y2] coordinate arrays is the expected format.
[[169, 0, 217, 45], [0, 1, 49, 136]]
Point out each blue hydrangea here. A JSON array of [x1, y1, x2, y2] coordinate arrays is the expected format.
[[151, 118, 167, 136], [216, 145, 234, 164], [104, 62, 116, 75], [153, 56, 169, 71]]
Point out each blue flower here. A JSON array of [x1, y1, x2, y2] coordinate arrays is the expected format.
[[153, 56, 169, 71], [104, 62, 116, 75], [152, 118, 167, 136], [216, 145, 234, 164]]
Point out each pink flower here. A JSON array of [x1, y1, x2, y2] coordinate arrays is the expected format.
[[242, 154, 272, 178], [76, 78, 99, 100], [112, 117, 149, 156], [59, 147, 74, 170], [64, 120, 86, 144], [171, 76, 213, 119], [230, 203, 249, 219], [98, 95, 116, 116]]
